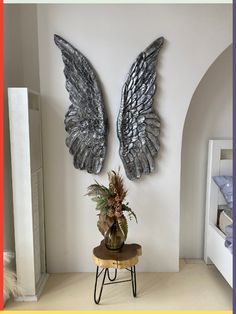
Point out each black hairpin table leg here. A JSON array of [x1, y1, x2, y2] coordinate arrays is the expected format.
[[93, 242, 141, 304], [107, 268, 117, 281], [94, 267, 107, 304], [94, 266, 137, 304], [131, 265, 137, 297]]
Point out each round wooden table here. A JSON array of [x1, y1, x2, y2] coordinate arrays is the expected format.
[[92, 240, 142, 304]]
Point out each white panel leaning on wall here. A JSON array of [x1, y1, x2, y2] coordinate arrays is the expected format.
[[8, 88, 48, 301]]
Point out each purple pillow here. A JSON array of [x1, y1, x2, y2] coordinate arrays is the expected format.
[[213, 176, 233, 209]]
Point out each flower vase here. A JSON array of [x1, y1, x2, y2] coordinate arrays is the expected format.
[[104, 220, 125, 251]]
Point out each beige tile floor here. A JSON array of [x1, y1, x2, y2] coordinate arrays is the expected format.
[[5, 259, 232, 311]]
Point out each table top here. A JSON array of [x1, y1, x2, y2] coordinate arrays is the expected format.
[[93, 240, 142, 269]]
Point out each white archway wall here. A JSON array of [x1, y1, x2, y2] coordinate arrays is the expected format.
[[180, 45, 232, 258], [36, 4, 232, 272]]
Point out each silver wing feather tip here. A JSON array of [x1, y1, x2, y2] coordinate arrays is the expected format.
[[54, 34, 68, 45], [55, 35, 108, 174], [54, 34, 61, 44], [155, 36, 164, 46], [118, 37, 164, 180], [151, 36, 164, 44], [54, 34, 67, 49]]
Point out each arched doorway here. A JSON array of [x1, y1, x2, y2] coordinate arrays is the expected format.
[[180, 45, 232, 259]]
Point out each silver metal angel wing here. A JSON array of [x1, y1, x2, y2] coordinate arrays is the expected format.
[[117, 37, 164, 180], [54, 35, 108, 174]]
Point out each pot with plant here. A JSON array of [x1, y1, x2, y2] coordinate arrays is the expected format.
[[87, 170, 137, 251]]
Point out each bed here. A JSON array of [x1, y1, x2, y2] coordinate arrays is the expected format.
[[204, 139, 232, 287]]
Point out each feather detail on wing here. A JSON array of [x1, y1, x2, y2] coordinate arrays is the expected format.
[[54, 35, 108, 174], [117, 37, 164, 180]]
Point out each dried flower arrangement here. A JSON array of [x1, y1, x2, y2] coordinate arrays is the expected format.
[[87, 170, 137, 249]]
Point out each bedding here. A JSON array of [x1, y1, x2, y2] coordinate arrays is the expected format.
[[213, 176, 233, 209]]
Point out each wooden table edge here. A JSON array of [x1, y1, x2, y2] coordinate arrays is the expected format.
[[92, 245, 142, 269], [93, 254, 140, 269]]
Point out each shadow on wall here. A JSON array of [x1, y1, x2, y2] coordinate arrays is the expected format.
[[180, 44, 233, 259]]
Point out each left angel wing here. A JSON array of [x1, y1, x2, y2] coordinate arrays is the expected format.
[[54, 35, 108, 174], [117, 37, 164, 180]]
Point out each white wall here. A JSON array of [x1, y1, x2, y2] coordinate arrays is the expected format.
[[180, 45, 232, 258], [4, 4, 40, 251], [37, 4, 232, 272], [4, 5, 23, 252], [18, 5, 40, 93]]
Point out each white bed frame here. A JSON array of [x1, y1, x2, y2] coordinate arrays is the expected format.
[[204, 139, 232, 287]]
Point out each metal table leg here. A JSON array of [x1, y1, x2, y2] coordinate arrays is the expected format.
[[131, 265, 137, 297], [107, 268, 117, 281], [94, 266, 137, 304], [94, 266, 107, 304]]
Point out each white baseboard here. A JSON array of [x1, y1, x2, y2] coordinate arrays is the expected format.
[[15, 273, 49, 302]]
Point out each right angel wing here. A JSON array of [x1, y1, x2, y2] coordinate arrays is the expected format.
[[117, 37, 164, 180], [54, 35, 108, 174]]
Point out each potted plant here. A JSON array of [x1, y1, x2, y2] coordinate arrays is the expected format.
[[87, 170, 137, 251]]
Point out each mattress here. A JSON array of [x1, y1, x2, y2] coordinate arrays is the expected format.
[[218, 209, 232, 234]]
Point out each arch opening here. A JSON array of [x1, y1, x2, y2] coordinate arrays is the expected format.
[[180, 44, 232, 259]]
